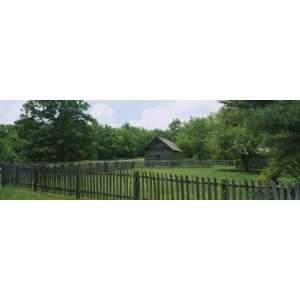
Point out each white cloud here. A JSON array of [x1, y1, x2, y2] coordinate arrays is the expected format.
[[0, 101, 25, 124], [129, 100, 221, 129], [89, 103, 115, 123], [0, 100, 222, 129]]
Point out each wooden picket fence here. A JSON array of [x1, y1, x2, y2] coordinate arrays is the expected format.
[[0, 163, 299, 200], [137, 172, 300, 200]]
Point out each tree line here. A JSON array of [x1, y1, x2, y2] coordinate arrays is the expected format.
[[0, 100, 299, 180]]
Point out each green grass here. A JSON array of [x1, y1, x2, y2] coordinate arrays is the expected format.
[[139, 166, 292, 182], [0, 187, 72, 200]]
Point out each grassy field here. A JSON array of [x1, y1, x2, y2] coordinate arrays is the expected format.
[[140, 166, 292, 182], [0, 187, 72, 200]]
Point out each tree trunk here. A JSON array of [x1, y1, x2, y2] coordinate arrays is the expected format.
[[241, 154, 249, 171]]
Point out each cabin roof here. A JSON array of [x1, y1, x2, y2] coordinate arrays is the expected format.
[[146, 137, 183, 152]]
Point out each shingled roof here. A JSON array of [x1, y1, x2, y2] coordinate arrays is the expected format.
[[145, 137, 183, 152], [152, 137, 183, 152]]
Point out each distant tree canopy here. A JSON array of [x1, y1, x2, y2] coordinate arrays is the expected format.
[[0, 125, 20, 161], [176, 117, 211, 159], [208, 105, 263, 170], [165, 118, 183, 141], [92, 122, 155, 160], [0, 100, 299, 180]]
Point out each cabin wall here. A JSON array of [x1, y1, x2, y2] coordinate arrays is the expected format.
[[145, 150, 182, 161], [144, 139, 183, 163]]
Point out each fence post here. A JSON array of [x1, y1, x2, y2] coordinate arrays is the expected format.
[[221, 179, 228, 200], [76, 166, 81, 200], [270, 181, 279, 200], [1, 165, 6, 187], [133, 171, 140, 200], [14, 165, 19, 186], [33, 167, 38, 191], [295, 183, 300, 200]]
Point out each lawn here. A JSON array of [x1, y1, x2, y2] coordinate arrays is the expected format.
[[139, 166, 292, 182], [0, 187, 72, 200]]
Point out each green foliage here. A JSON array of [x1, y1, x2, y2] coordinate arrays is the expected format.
[[15, 100, 96, 162], [92, 123, 155, 160], [0, 125, 20, 161], [114, 123, 154, 158], [165, 118, 183, 140], [207, 107, 262, 169], [220, 100, 277, 110], [176, 117, 211, 159], [92, 124, 118, 159], [258, 159, 283, 182], [223, 100, 300, 178]]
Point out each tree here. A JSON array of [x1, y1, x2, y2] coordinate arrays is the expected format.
[[176, 118, 211, 159], [92, 122, 156, 160], [0, 125, 20, 161], [166, 118, 183, 141], [221, 100, 300, 179], [220, 100, 276, 110], [92, 123, 118, 160], [208, 107, 262, 169], [114, 123, 155, 158], [15, 100, 96, 162]]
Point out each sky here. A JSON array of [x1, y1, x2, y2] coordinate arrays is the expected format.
[[0, 100, 221, 129]]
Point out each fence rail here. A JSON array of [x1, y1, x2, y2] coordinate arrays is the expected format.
[[144, 159, 236, 168], [0, 163, 299, 200], [0, 159, 236, 170]]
